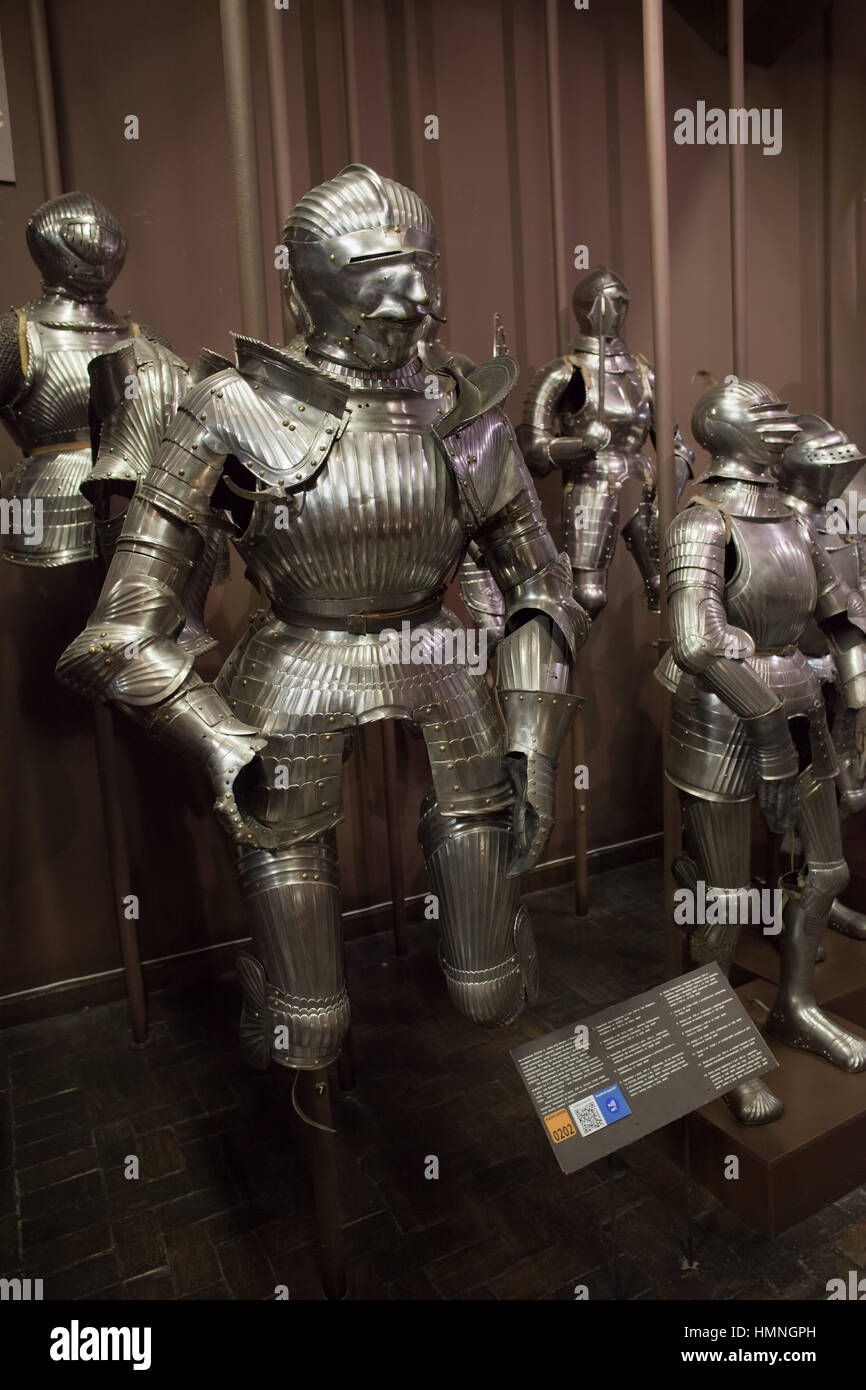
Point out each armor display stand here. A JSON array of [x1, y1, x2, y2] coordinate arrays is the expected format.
[[19, 7, 150, 1044], [225, 0, 348, 1296], [545, 0, 589, 915]]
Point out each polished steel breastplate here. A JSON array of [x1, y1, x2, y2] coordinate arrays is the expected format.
[[236, 385, 466, 607], [726, 514, 818, 649]]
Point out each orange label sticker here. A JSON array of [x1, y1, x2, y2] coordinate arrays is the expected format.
[[544, 1108, 576, 1143]]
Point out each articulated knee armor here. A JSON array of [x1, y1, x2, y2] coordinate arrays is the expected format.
[[58, 165, 588, 1070], [0, 192, 167, 566], [518, 266, 693, 619], [658, 379, 866, 1124], [773, 416, 866, 941]]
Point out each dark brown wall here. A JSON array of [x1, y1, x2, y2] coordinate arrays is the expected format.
[[0, 0, 861, 1007]]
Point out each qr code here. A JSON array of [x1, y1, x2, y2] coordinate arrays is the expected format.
[[569, 1096, 606, 1137]]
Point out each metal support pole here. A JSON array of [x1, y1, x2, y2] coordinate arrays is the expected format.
[[219, 0, 270, 341], [294, 1068, 347, 1300], [545, 0, 589, 917], [263, 0, 295, 344], [381, 722, 408, 957], [340, 0, 362, 161], [642, 0, 682, 975], [727, 0, 747, 376], [26, 0, 61, 199]]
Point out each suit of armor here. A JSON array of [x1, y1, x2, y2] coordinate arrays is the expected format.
[[658, 380, 866, 1125], [0, 193, 165, 567], [57, 165, 588, 1071], [518, 267, 693, 620], [774, 415, 866, 941]]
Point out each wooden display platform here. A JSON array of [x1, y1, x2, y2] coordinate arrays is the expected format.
[[653, 980, 866, 1236], [731, 925, 866, 1029]]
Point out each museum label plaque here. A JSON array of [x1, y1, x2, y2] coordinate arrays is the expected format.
[[511, 963, 778, 1174]]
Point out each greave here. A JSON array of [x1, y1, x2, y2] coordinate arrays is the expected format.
[[235, 832, 349, 1070], [418, 791, 538, 1025]]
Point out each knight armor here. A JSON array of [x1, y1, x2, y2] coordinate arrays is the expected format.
[[518, 266, 693, 619], [658, 379, 866, 1125], [0, 192, 167, 566], [57, 165, 589, 1072], [774, 415, 866, 941]]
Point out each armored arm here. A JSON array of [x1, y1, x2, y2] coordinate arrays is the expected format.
[[665, 503, 798, 785], [457, 540, 505, 649], [801, 515, 866, 708], [56, 376, 265, 844], [464, 408, 589, 872], [517, 358, 605, 476]]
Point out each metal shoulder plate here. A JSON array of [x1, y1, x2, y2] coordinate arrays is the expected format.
[[430, 354, 520, 530], [202, 335, 350, 495], [86, 336, 190, 492], [434, 352, 519, 438]]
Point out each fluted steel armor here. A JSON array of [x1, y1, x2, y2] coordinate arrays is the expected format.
[[519, 266, 693, 619], [774, 415, 866, 941], [0, 193, 164, 566], [660, 380, 866, 1124], [58, 166, 588, 1071]]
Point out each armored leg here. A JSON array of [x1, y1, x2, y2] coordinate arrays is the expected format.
[[562, 478, 618, 621], [767, 768, 866, 1069], [236, 834, 349, 1070], [825, 704, 866, 940], [418, 791, 538, 1025], [621, 496, 660, 613], [681, 794, 783, 1124], [233, 723, 351, 1070]]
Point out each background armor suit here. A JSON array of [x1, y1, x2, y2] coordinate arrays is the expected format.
[[57, 165, 589, 1072], [774, 415, 866, 942], [518, 266, 693, 620], [0, 192, 166, 566], [658, 380, 866, 1125]]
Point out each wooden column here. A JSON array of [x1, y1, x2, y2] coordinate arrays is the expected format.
[[263, 0, 295, 344]]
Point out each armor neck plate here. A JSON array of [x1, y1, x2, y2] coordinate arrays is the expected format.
[[700, 477, 793, 521], [25, 292, 128, 333], [232, 334, 350, 419]]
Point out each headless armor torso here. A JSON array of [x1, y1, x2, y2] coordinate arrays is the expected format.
[[667, 482, 834, 801], [0, 296, 135, 565]]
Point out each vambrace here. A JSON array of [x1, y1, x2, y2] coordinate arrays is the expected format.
[[516, 359, 574, 476], [457, 540, 505, 647]]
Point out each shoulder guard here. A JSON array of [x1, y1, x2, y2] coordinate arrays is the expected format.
[[439, 403, 521, 530], [433, 353, 518, 438], [85, 337, 190, 497]]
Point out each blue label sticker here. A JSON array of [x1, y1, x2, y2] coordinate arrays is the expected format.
[[592, 1084, 631, 1124]]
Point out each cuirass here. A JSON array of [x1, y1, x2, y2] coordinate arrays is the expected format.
[[560, 342, 652, 456], [235, 384, 467, 607], [725, 514, 818, 648], [9, 309, 131, 452]]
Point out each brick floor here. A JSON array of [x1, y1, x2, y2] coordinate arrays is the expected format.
[[1, 859, 865, 1299]]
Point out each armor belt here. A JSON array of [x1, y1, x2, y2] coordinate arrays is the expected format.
[[24, 438, 92, 458], [754, 644, 798, 657], [273, 588, 444, 635]]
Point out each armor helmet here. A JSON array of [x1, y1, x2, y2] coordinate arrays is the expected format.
[[282, 164, 441, 371], [692, 378, 801, 481], [571, 266, 629, 338], [773, 414, 866, 507], [27, 192, 127, 300]]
